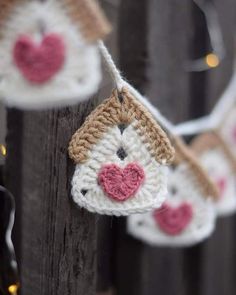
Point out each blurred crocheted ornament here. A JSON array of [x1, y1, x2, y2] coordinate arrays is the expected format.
[[127, 137, 218, 247], [218, 105, 236, 159], [0, 0, 111, 109], [191, 131, 236, 216], [68, 87, 175, 216]]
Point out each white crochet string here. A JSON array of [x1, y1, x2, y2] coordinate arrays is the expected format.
[[99, 41, 236, 137], [174, 65, 236, 135], [98, 41, 124, 91], [98, 41, 177, 135]]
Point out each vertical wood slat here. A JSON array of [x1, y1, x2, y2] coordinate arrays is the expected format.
[[7, 102, 99, 295], [5, 110, 23, 270], [115, 1, 192, 295]]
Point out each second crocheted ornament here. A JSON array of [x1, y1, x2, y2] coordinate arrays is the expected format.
[[127, 137, 218, 247], [0, 0, 111, 109], [68, 87, 175, 216], [219, 105, 236, 159], [191, 131, 236, 216]]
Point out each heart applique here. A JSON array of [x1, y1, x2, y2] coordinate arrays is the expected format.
[[231, 126, 236, 143], [98, 163, 145, 201], [13, 33, 65, 84], [153, 202, 193, 235], [216, 177, 227, 197]]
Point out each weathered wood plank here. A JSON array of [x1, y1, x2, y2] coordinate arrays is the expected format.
[[7, 102, 99, 295], [115, 1, 192, 295]]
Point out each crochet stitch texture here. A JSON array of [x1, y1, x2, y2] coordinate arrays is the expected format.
[[0, 0, 110, 109], [69, 87, 175, 164], [219, 105, 236, 159], [14, 33, 65, 84], [153, 202, 193, 236], [127, 137, 217, 246], [69, 88, 175, 216], [98, 163, 145, 201], [191, 131, 236, 216]]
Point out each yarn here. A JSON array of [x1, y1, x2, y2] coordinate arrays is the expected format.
[[69, 88, 175, 165], [13, 33, 65, 84], [0, 0, 109, 109], [69, 88, 175, 216], [216, 177, 226, 197], [174, 66, 236, 136], [219, 106, 236, 159], [127, 139, 217, 246], [191, 131, 236, 216], [61, 0, 111, 42], [153, 202, 193, 236], [98, 163, 145, 201]]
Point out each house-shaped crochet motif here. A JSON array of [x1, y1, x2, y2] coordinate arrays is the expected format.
[[68, 87, 175, 216], [0, 0, 111, 109], [191, 131, 236, 216], [128, 137, 218, 247]]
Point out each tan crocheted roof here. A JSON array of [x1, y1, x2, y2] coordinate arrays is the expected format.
[[68, 87, 175, 165], [191, 131, 236, 174], [173, 136, 219, 200], [0, 0, 111, 42], [61, 0, 111, 42]]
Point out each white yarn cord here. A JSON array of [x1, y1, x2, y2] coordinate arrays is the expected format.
[[175, 65, 236, 135], [98, 40, 124, 91], [98, 41, 177, 135], [98, 41, 236, 137]]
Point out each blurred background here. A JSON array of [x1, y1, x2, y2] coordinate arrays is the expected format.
[[1, 0, 236, 295]]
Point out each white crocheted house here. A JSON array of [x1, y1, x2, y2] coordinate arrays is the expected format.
[[0, 0, 111, 109], [191, 131, 236, 216], [69, 88, 175, 216], [218, 105, 236, 159], [127, 137, 218, 247]]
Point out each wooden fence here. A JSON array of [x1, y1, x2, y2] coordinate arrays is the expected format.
[[3, 0, 236, 294]]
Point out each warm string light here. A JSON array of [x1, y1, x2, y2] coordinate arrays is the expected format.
[[205, 53, 220, 68], [0, 144, 7, 157], [8, 284, 19, 295], [186, 0, 225, 72]]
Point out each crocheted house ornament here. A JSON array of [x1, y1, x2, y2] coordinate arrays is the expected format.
[[218, 105, 236, 159], [0, 0, 111, 109], [191, 131, 236, 216], [128, 137, 218, 247], [68, 87, 175, 216]]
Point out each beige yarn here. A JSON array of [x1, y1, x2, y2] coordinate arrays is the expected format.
[[68, 87, 175, 165], [62, 0, 111, 42], [0, 0, 111, 42], [173, 136, 219, 200], [191, 131, 236, 174]]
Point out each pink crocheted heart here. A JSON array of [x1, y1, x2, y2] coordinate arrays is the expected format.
[[153, 202, 193, 235], [13, 33, 65, 84], [232, 126, 236, 142], [216, 177, 226, 197], [98, 163, 145, 201]]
